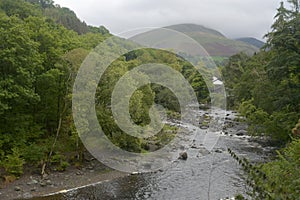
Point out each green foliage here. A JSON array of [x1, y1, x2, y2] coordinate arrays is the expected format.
[[44, 6, 89, 34], [234, 194, 246, 200], [57, 161, 69, 171], [222, 0, 300, 143], [50, 154, 70, 171], [221, 52, 250, 108], [79, 32, 108, 50], [0, 0, 42, 19], [22, 143, 48, 163], [152, 84, 180, 112], [292, 119, 300, 137], [95, 48, 209, 152], [0, 0, 110, 175], [238, 99, 269, 135], [129, 86, 154, 125], [260, 140, 300, 199], [224, 2, 300, 198], [1, 148, 25, 176], [229, 138, 300, 200], [89, 25, 110, 35]]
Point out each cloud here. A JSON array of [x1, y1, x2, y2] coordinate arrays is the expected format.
[[54, 0, 284, 40]]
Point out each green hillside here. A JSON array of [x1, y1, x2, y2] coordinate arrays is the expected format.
[[166, 24, 259, 58], [235, 37, 265, 49], [0, 0, 209, 178], [0, 0, 111, 177]]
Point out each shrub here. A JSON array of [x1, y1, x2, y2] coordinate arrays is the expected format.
[[1, 148, 25, 176], [22, 143, 48, 164], [50, 153, 70, 171], [229, 138, 300, 199]]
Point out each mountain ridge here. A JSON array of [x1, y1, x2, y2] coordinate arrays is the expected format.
[[235, 37, 265, 49], [165, 23, 259, 57], [165, 24, 225, 38]]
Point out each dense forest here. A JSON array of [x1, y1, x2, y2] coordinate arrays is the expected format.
[[222, 0, 300, 199], [0, 0, 209, 177], [0, 0, 299, 199], [0, 0, 113, 177]]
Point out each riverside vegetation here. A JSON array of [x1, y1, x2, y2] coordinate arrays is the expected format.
[[222, 1, 300, 199], [0, 0, 299, 199], [0, 0, 211, 183]]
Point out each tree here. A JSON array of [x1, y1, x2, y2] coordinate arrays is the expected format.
[[221, 52, 250, 107], [0, 0, 42, 19], [0, 14, 42, 137], [25, 0, 54, 8], [222, 1, 300, 143]]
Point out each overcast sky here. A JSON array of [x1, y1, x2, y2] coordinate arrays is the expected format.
[[53, 0, 286, 40]]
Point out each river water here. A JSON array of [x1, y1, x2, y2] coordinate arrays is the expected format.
[[29, 109, 274, 200]]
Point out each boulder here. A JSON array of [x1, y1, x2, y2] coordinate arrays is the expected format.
[[27, 179, 38, 185], [14, 186, 21, 191], [40, 182, 47, 187], [178, 152, 188, 160], [236, 130, 247, 136], [200, 125, 209, 129], [215, 149, 223, 153], [76, 171, 83, 175], [46, 180, 52, 185]]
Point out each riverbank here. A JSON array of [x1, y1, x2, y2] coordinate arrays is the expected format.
[[0, 153, 128, 200], [0, 110, 278, 200], [38, 109, 277, 200]]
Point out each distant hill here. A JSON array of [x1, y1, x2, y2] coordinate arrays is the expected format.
[[166, 24, 225, 38], [235, 37, 265, 49], [165, 24, 259, 57]]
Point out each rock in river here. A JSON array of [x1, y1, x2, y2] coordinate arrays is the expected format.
[[236, 130, 247, 136], [178, 152, 188, 160], [215, 149, 223, 153]]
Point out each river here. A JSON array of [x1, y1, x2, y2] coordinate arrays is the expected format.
[[28, 109, 274, 200]]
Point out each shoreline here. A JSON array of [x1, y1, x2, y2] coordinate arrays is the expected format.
[[0, 109, 279, 200], [0, 156, 128, 200]]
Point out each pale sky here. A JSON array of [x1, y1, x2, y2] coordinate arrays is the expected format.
[[53, 0, 286, 40]]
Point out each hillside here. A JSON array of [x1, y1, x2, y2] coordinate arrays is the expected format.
[[235, 37, 265, 49], [165, 24, 259, 57], [0, 0, 111, 183], [0, 0, 110, 35], [43, 5, 109, 35], [166, 23, 225, 37]]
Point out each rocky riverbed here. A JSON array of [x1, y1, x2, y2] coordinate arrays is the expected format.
[[1, 109, 277, 200], [0, 154, 128, 200]]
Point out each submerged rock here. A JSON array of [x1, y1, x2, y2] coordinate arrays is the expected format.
[[200, 125, 209, 129], [236, 130, 247, 136], [215, 149, 223, 153], [197, 148, 210, 157]]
